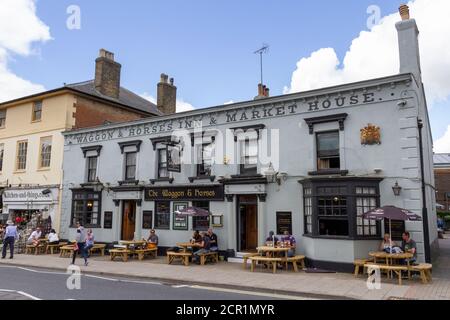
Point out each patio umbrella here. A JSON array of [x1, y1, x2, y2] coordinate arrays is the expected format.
[[362, 206, 422, 253], [175, 206, 211, 217]]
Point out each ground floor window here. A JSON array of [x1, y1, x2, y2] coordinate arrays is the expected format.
[[154, 201, 170, 229], [192, 201, 210, 231], [71, 191, 101, 227], [301, 178, 382, 239]]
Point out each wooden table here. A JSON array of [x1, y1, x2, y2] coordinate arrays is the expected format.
[[176, 242, 202, 253], [119, 240, 146, 250], [369, 251, 414, 279], [256, 246, 293, 270]]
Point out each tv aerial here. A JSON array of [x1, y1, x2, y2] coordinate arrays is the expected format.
[[254, 43, 270, 85]]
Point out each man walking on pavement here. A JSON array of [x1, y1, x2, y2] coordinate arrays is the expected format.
[[2, 220, 18, 259], [71, 221, 86, 265]]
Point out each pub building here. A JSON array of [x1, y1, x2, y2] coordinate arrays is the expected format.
[[59, 7, 438, 270]]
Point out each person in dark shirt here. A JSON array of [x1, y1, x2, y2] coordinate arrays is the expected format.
[[265, 231, 279, 245], [207, 228, 218, 252], [401, 232, 417, 263], [190, 230, 202, 244], [193, 232, 211, 264]]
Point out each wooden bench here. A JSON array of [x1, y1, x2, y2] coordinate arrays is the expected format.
[[46, 242, 68, 254], [167, 251, 192, 266], [89, 244, 106, 256], [134, 248, 158, 261], [25, 244, 46, 255], [365, 263, 409, 285], [411, 263, 432, 284], [353, 258, 374, 277], [60, 245, 75, 258], [249, 256, 283, 274], [198, 251, 219, 265], [286, 255, 306, 272], [242, 253, 260, 269], [109, 249, 133, 262]]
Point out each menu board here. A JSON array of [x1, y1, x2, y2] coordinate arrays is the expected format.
[[142, 211, 153, 229], [384, 219, 405, 241], [104, 212, 113, 229], [173, 202, 188, 230], [276, 212, 292, 235]]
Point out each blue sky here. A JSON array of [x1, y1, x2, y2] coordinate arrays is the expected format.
[[5, 0, 449, 144]]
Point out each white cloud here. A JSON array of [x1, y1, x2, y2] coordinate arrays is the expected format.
[[283, 0, 450, 106], [0, 0, 51, 102], [140, 93, 195, 113], [434, 126, 450, 153]]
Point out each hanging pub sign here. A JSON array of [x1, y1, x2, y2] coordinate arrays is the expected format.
[[145, 185, 224, 201], [167, 144, 181, 173]]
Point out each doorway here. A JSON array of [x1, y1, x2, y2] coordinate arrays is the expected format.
[[237, 195, 258, 252], [121, 201, 136, 240]]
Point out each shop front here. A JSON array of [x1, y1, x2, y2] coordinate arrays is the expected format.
[[2, 186, 60, 232]]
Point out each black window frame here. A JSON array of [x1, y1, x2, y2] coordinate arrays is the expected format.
[[301, 178, 382, 240], [87, 156, 98, 183], [192, 201, 210, 231], [70, 190, 102, 228], [124, 151, 137, 181], [316, 130, 340, 172]]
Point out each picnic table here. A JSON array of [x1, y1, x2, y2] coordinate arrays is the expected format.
[[110, 240, 155, 262], [248, 246, 305, 273], [366, 251, 415, 283], [176, 242, 202, 253]]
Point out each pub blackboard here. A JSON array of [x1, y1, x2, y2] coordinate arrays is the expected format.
[[384, 219, 405, 241], [104, 212, 112, 229], [276, 212, 292, 235]]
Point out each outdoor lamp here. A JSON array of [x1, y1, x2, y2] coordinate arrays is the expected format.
[[392, 181, 402, 196], [92, 177, 104, 192], [264, 163, 277, 183]]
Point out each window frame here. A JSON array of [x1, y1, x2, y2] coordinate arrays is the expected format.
[[301, 178, 382, 240], [0, 109, 6, 128], [32, 101, 43, 122], [157, 148, 169, 179], [192, 201, 210, 231], [197, 142, 214, 177], [16, 140, 28, 171], [0, 143, 4, 172], [70, 190, 102, 228], [239, 138, 258, 176], [39, 136, 52, 168], [124, 151, 137, 181], [86, 156, 98, 183], [154, 201, 170, 230], [316, 130, 340, 172]]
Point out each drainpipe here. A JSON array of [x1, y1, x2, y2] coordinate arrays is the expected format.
[[418, 118, 431, 263]]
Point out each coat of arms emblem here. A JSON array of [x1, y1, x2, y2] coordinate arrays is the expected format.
[[360, 124, 381, 145]]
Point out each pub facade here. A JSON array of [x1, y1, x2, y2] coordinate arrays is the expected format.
[[59, 9, 438, 270]]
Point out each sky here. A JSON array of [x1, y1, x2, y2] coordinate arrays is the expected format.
[[0, 0, 449, 152]]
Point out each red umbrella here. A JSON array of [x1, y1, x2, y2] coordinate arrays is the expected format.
[[363, 206, 422, 253], [175, 207, 210, 217]]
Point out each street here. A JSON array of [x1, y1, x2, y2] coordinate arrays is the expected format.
[[0, 265, 303, 300]]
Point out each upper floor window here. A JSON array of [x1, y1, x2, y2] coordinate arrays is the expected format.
[[32, 101, 42, 122], [0, 110, 6, 128], [0, 144, 4, 172], [240, 139, 258, 176], [16, 140, 28, 171], [125, 152, 137, 181], [197, 143, 214, 176], [39, 137, 52, 168], [87, 156, 98, 182], [316, 131, 340, 171], [158, 148, 168, 178]]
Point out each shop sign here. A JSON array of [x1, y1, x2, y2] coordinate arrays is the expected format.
[[2, 189, 54, 203], [145, 185, 224, 201]]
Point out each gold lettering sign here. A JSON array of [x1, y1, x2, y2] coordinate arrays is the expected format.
[[145, 186, 224, 201], [361, 124, 381, 145]]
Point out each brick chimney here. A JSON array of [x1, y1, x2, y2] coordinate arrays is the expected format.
[[396, 4, 422, 82], [95, 49, 121, 99], [157, 73, 177, 114], [254, 83, 270, 100]]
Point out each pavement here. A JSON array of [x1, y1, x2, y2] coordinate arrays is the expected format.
[[1, 238, 450, 300]]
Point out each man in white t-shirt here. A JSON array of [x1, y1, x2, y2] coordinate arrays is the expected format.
[[27, 227, 42, 247]]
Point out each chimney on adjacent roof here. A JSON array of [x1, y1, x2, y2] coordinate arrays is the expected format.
[[157, 73, 177, 114], [95, 49, 121, 99], [396, 4, 422, 82], [254, 83, 270, 100]]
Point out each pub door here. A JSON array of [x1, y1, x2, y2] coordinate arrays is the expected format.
[[121, 201, 136, 241], [238, 195, 258, 252]]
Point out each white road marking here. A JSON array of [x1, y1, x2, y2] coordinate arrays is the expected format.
[[172, 285, 190, 288], [0, 289, 41, 300]]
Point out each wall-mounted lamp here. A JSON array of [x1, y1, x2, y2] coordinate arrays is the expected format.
[[392, 181, 402, 196], [264, 164, 288, 186], [92, 177, 104, 193]]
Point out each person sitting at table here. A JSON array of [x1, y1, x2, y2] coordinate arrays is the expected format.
[[146, 229, 159, 249], [27, 227, 42, 247], [190, 230, 202, 244], [379, 233, 398, 252], [47, 229, 59, 245], [265, 231, 279, 246], [281, 231, 296, 257], [401, 232, 417, 264], [193, 232, 211, 264], [207, 228, 218, 252]]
